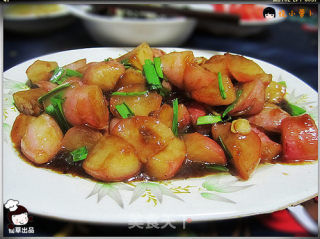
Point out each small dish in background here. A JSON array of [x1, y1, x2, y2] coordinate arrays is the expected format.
[[176, 4, 285, 36], [66, 5, 197, 47], [4, 4, 74, 34]]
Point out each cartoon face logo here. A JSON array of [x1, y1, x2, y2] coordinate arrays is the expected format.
[[12, 212, 29, 225], [263, 7, 276, 19], [4, 199, 31, 228]]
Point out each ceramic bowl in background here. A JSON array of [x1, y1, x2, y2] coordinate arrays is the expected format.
[[66, 5, 197, 47], [4, 4, 74, 34]]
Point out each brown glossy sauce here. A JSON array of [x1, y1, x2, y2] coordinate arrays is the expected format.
[[15, 146, 225, 183], [12, 87, 315, 183], [14, 139, 315, 184]]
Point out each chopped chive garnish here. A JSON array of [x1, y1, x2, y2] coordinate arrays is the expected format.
[[218, 136, 232, 160], [71, 146, 88, 162], [50, 67, 65, 84], [38, 82, 71, 103], [154, 57, 163, 79], [143, 59, 162, 90], [144, 59, 153, 65], [172, 99, 179, 136], [197, 115, 222, 125], [65, 69, 83, 78], [116, 102, 135, 118], [222, 89, 243, 118], [218, 72, 226, 99], [104, 58, 111, 62], [111, 91, 148, 96], [45, 104, 55, 114], [278, 81, 287, 87], [45, 93, 70, 133], [287, 102, 306, 116], [206, 165, 229, 172], [120, 59, 132, 69]]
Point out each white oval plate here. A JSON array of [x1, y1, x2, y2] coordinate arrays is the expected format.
[[3, 48, 318, 225]]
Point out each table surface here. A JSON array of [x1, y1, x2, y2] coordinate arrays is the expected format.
[[3, 7, 318, 237]]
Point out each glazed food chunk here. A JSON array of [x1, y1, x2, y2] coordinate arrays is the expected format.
[[63, 85, 109, 130], [212, 122, 261, 180], [183, 133, 226, 165], [13, 88, 47, 116], [225, 53, 272, 85], [111, 116, 175, 163], [11, 114, 35, 146], [146, 137, 186, 180], [83, 135, 141, 182], [110, 84, 162, 117], [83, 60, 125, 91], [21, 114, 63, 164], [61, 126, 102, 152], [281, 114, 318, 162], [9, 44, 318, 183], [26, 60, 58, 83]]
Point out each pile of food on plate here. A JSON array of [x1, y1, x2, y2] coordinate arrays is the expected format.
[[11, 42, 318, 182]]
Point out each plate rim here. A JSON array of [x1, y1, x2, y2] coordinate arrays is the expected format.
[[3, 47, 318, 225]]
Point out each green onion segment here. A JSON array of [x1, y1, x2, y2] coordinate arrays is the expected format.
[[206, 165, 229, 172], [218, 72, 226, 99], [143, 59, 162, 90], [197, 115, 222, 125], [71, 146, 88, 162], [222, 89, 243, 118], [218, 136, 232, 160], [38, 82, 70, 103], [111, 91, 148, 96], [44, 93, 70, 133], [172, 98, 179, 136], [116, 103, 135, 118], [154, 57, 164, 79], [50, 67, 65, 84], [278, 81, 287, 87], [287, 102, 306, 116], [120, 59, 132, 69], [65, 69, 83, 78]]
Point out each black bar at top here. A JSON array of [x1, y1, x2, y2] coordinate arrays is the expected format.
[[1, 0, 319, 4]]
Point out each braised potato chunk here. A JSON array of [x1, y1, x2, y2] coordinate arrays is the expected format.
[[229, 79, 265, 116], [251, 127, 281, 163], [203, 55, 229, 75], [63, 58, 86, 71], [116, 68, 146, 88], [111, 116, 174, 163], [11, 114, 35, 146], [21, 114, 63, 164], [212, 123, 261, 180], [281, 114, 318, 162], [161, 51, 194, 89], [183, 133, 226, 165], [26, 60, 58, 84], [225, 53, 272, 84], [83, 135, 141, 182], [83, 60, 125, 91], [184, 63, 236, 106], [117, 42, 154, 70], [110, 84, 162, 117], [146, 137, 186, 180], [61, 126, 102, 152], [152, 103, 190, 131], [63, 85, 109, 129], [265, 81, 286, 104], [13, 88, 47, 116], [248, 103, 290, 133]]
